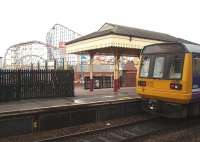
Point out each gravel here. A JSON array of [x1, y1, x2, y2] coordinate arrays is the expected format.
[[0, 113, 152, 142]]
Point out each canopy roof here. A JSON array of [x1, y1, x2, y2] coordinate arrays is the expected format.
[[65, 23, 198, 56]]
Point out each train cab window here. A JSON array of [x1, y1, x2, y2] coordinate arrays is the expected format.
[[140, 56, 151, 77], [168, 55, 183, 79], [153, 56, 165, 78]]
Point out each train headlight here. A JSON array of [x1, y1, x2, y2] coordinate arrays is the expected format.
[[138, 80, 146, 87], [170, 83, 182, 90]]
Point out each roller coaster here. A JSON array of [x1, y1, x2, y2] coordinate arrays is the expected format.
[[3, 24, 81, 69]]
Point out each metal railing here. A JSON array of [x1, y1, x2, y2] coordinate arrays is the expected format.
[[0, 69, 74, 102]]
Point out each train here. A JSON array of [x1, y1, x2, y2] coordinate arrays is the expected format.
[[136, 42, 200, 118]]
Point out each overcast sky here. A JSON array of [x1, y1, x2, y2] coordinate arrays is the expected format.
[[0, 0, 199, 57]]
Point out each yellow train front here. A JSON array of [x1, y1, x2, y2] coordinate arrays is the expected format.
[[136, 42, 200, 118]]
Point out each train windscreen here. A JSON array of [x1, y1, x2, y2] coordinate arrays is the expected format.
[[140, 54, 184, 79]]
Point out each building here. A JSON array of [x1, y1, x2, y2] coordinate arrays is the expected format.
[[65, 23, 198, 92]]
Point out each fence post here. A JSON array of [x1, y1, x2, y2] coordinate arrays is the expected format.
[[62, 58, 64, 70], [45, 60, 48, 70], [16, 70, 21, 100], [54, 59, 57, 70], [37, 62, 40, 70]]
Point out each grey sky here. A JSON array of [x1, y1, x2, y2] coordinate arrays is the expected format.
[[0, 0, 199, 57]]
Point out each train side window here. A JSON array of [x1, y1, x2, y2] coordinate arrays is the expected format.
[[192, 55, 200, 88], [193, 55, 200, 77]]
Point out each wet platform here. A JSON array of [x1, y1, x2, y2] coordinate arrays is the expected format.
[[0, 87, 141, 138], [0, 87, 139, 117], [75, 87, 137, 96]]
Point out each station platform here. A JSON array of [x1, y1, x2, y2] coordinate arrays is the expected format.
[[0, 87, 141, 138], [75, 87, 137, 96], [0, 87, 138, 117]]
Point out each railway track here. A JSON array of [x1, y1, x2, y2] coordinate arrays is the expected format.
[[126, 116, 200, 142], [35, 114, 163, 142], [30, 113, 200, 142]]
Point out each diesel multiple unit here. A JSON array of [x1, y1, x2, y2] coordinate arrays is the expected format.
[[136, 42, 200, 118]]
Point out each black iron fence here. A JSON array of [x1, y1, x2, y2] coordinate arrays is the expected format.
[[0, 69, 74, 102]]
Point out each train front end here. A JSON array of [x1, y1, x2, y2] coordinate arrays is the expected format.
[[136, 43, 192, 118]]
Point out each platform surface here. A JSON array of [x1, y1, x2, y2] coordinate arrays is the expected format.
[[0, 87, 139, 117]]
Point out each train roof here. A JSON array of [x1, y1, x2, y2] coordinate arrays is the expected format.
[[183, 43, 200, 53], [142, 42, 200, 54]]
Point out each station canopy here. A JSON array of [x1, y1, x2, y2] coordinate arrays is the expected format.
[[65, 23, 197, 56]]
